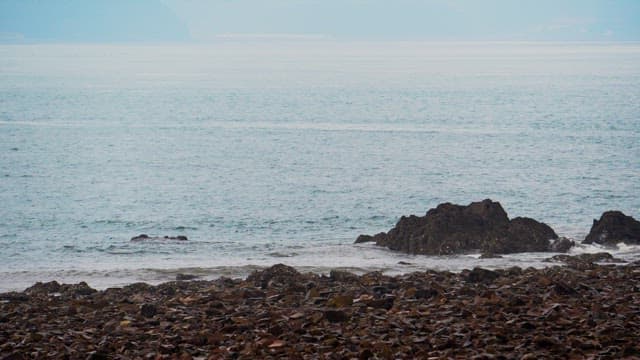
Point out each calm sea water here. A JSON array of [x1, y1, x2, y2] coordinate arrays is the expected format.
[[1, 42, 639, 291]]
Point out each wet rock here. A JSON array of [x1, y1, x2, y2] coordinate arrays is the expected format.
[[120, 282, 155, 295], [479, 253, 502, 259], [131, 234, 150, 241], [354, 232, 386, 244], [0, 291, 30, 302], [1, 352, 26, 360], [363, 296, 395, 310], [497, 216, 558, 253], [359, 349, 374, 360], [533, 335, 561, 349], [130, 234, 188, 241], [324, 310, 349, 323], [64, 282, 97, 296], [327, 295, 353, 307], [545, 252, 626, 271], [553, 281, 578, 296], [357, 199, 558, 255], [466, 267, 500, 283], [355, 234, 374, 243], [176, 273, 199, 281], [86, 351, 109, 360], [246, 264, 302, 289], [24, 281, 61, 295], [413, 288, 439, 299], [140, 303, 157, 318], [329, 270, 359, 283], [583, 211, 640, 246], [550, 237, 575, 252]]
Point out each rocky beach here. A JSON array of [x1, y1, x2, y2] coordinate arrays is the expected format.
[[2, 202, 640, 359], [2, 256, 640, 359], [1, 36, 639, 359]]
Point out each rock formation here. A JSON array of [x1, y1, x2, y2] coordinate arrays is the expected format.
[[130, 234, 188, 242], [356, 199, 559, 255], [583, 211, 640, 246]]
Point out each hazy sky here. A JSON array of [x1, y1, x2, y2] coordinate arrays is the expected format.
[[1, 0, 639, 42]]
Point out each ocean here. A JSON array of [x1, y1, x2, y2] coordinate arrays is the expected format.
[[1, 41, 639, 292]]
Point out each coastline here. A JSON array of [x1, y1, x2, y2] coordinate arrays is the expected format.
[[3, 239, 639, 294], [2, 260, 639, 359]]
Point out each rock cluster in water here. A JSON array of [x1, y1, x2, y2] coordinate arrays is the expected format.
[[131, 234, 188, 242], [1, 262, 639, 359], [357, 199, 640, 255], [356, 199, 560, 255]]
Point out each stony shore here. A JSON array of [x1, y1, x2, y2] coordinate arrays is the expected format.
[[1, 259, 640, 359]]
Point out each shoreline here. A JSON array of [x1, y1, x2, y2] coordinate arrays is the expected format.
[[2, 258, 639, 359], [3, 241, 639, 294]]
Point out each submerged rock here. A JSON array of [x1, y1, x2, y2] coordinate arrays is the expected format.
[[130, 234, 188, 242], [583, 211, 640, 246], [479, 252, 502, 259], [356, 199, 558, 255]]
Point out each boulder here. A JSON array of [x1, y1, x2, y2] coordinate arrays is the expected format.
[[549, 237, 575, 253], [246, 264, 303, 289], [130, 234, 188, 242], [356, 199, 558, 255], [583, 211, 640, 246]]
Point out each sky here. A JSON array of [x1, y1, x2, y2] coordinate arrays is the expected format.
[[0, 0, 639, 42]]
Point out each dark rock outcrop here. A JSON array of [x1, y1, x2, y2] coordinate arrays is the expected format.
[[356, 199, 558, 255], [130, 234, 188, 242], [583, 211, 640, 246]]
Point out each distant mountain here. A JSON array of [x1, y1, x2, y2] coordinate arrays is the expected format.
[[0, 0, 189, 42]]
